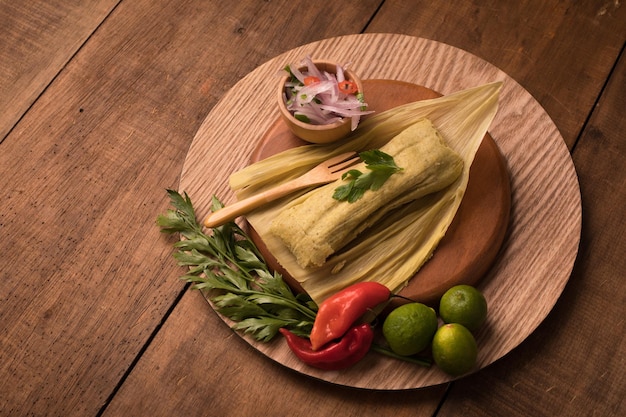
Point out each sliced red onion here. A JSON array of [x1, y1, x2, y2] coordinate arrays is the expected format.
[[282, 56, 373, 128]]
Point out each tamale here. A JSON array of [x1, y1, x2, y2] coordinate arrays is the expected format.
[[270, 119, 463, 268]]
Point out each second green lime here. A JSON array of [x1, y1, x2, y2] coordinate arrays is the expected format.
[[382, 302, 438, 356], [439, 284, 487, 332]]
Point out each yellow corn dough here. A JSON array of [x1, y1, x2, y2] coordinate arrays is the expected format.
[[270, 118, 463, 268]]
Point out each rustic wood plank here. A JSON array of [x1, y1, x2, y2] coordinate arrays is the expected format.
[[0, 0, 119, 141], [0, 0, 384, 415], [102, 290, 446, 417], [437, 47, 626, 417], [367, 0, 626, 148], [2, 0, 622, 415]]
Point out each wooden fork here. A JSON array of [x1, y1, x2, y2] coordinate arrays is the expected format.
[[203, 152, 360, 228]]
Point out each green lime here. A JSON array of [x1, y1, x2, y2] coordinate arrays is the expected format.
[[439, 285, 487, 332], [382, 303, 438, 356], [432, 323, 478, 376]]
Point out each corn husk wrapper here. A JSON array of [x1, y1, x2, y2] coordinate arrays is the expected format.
[[229, 82, 502, 304]]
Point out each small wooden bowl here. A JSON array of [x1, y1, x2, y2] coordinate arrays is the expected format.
[[277, 60, 364, 144]]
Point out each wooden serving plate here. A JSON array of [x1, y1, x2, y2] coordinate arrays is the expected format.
[[248, 79, 511, 307], [179, 33, 581, 390]]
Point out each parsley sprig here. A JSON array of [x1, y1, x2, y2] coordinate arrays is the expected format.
[[156, 190, 317, 342], [333, 150, 403, 203]]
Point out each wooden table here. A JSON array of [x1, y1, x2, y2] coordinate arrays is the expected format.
[[1, 1, 624, 416]]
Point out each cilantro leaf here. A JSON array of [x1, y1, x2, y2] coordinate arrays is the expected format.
[[332, 150, 403, 203]]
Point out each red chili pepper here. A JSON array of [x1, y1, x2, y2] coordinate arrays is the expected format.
[[338, 80, 358, 94], [309, 281, 390, 350], [279, 323, 374, 370], [304, 76, 320, 86]]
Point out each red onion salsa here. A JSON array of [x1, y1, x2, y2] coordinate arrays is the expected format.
[[281, 56, 373, 130]]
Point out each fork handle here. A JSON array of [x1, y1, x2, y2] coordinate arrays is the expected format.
[[203, 177, 308, 228]]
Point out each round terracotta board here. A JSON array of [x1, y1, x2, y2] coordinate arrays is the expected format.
[[178, 33, 582, 390], [248, 79, 511, 308]]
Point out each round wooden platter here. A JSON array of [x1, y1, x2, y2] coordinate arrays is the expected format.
[[248, 79, 511, 308], [179, 33, 582, 390]]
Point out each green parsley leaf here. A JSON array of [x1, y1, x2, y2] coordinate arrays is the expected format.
[[332, 150, 403, 203], [156, 190, 318, 342]]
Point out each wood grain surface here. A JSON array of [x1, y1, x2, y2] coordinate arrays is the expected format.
[[368, 0, 625, 148], [178, 33, 581, 390], [1, 0, 624, 416], [0, 0, 119, 141]]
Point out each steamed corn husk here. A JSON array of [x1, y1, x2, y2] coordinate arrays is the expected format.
[[230, 82, 502, 304]]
